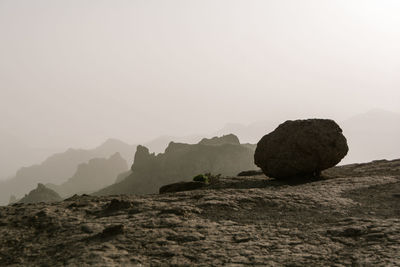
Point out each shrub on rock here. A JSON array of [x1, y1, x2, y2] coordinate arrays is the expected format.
[[254, 119, 348, 179], [193, 174, 209, 184]]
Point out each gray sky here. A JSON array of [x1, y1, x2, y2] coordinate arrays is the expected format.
[[1, 0, 400, 150]]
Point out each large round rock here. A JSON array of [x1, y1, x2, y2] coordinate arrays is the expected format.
[[254, 119, 348, 179]]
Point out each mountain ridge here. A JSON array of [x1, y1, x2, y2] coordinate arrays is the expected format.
[[0, 139, 136, 205], [94, 134, 257, 196]]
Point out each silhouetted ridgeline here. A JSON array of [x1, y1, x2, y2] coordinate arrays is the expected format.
[[18, 183, 62, 204], [47, 153, 128, 198], [198, 134, 240, 146], [0, 139, 136, 205], [94, 134, 256, 196]]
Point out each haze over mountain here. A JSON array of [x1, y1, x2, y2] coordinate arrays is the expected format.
[[1, 1, 399, 265], [0, 139, 136, 205], [215, 121, 280, 144], [0, 1, 399, 203], [1, 108, 399, 205], [47, 153, 128, 198], [0, 132, 58, 181], [0, 134, 226, 205], [1, 0, 399, 160], [341, 109, 400, 164]]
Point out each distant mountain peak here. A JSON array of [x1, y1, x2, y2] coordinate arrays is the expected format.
[[18, 183, 62, 204], [99, 138, 131, 148]]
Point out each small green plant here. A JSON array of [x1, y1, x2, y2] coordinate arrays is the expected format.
[[192, 173, 221, 184], [193, 174, 209, 184]]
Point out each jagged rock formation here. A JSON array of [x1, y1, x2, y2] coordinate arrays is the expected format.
[[17, 183, 62, 204], [198, 134, 240, 145], [94, 134, 256, 196], [0, 139, 136, 205], [0, 159, 399, 265], [255, 119, 348, 179], [47, 153, 128, 198]]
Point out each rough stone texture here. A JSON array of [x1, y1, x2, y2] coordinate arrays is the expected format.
[[255, 119, 349, 179], [0, 159, 399, 266]]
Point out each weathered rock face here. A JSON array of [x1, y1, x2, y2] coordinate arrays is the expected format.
[[132, 145, 155, 170], [1, 159, 399, 266], [254, 119, 348, 179]]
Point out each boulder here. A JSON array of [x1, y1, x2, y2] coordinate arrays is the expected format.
[[254, 119, 348, 179]]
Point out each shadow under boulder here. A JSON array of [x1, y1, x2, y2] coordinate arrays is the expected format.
[[159, 181, 207, 194]]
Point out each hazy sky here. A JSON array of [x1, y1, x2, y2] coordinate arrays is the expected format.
[[1, 0, 399, 149]]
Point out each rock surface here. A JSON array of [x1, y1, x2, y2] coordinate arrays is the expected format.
[[18, 183, 62, 204], [0, 159, 399, 266], [255, 119, 349, 179]]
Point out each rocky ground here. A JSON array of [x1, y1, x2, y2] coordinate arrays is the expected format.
[[0, 159, 399, 266]]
